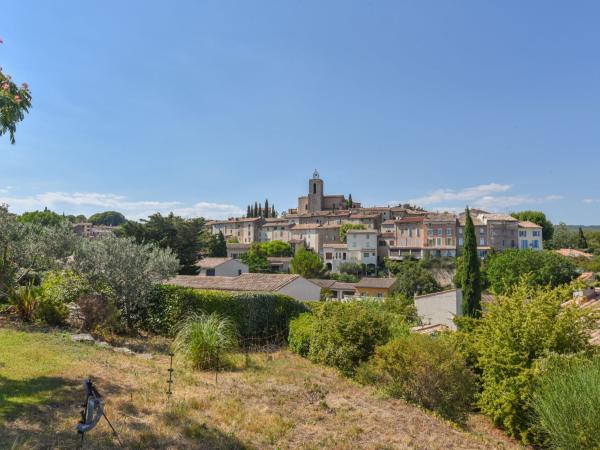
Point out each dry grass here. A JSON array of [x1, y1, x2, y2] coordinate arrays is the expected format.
[[0, 324, 523, 449]]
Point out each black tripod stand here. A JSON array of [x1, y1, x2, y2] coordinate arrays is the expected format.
[[77, 378, 122, 447]]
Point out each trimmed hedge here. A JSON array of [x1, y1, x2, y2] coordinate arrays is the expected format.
[[143, 284, 308, 340]]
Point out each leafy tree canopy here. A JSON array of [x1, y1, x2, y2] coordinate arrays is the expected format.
[[88, 211, 126, 226], [18, 208, 66, 227], [260, 240, 292, 257], [291, 248, 325, 278], [483, 249, 578, 294], [389, 260, 441, 298], [240, 243, 270, 273], [511, 210, 554, 241]]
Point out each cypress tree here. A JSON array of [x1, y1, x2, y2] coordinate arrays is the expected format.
[[271, 205, 276, 218], [348, 193, 353, 208], [258, 204, 263, 217], [213, 231, 227, 257], [253, 202, 258, 218], [264, 199, 269, 218], [247, 205, 252, 218], [578, 227, 588, 249], [461, 207, 482, 317]]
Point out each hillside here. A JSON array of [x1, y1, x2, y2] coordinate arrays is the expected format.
[[0, 324, 521, 450]]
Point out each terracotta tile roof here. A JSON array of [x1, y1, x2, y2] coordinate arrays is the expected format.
[[382, 220, 396, 225], [480, 213, 518, 222], [563, 294, 600, 345], [457, 215, 484, 226], [168, 273, 306, 292], [346, 229, 378, 234], [424, 213, 457, 222], [518, 220, 542, 229], [349, 213, 379, 219], [323, 243, 348, 249], [290, 224, 321, 230], [196, 257, 234, 268], [309, 279, 336, 289], [331, 281, 357, 291], [209, 217, 263, 225], [579, 272, 596, 282], [396, 217, 424, 223], [355, 277, 397, 289], [555, 248, 594, 259]]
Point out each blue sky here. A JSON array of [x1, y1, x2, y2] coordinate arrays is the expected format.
[[1, 1, 599, 223]]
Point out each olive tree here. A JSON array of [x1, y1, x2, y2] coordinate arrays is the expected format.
[[73, 236, 179, 328]]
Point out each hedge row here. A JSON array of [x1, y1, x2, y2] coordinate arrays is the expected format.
[[143, 284, 308, 340]]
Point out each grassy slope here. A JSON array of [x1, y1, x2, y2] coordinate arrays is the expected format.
[[0, 325, 521, 450]]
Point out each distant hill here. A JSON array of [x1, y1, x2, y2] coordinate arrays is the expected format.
[[567, 225, 600, 232]]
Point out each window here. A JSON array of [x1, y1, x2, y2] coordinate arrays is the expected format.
[[446, 228, 452, 236], [313, 183, 317, 194], [363, 252, 369, 258], [343, 253, 346, 260], [437, 228, 443, 236], [437, 238, 442, 246], [428, 239, 434, 247], [372, 252, 376, 256], [479, 237, 485, 246], [521, 240, 528, 249], [446, 237, 452, 246], [519, 230, 526, 237], [206, 268, 215, 276], [532, 240, 540, 249], [459, 238, 464, 246], [533, 230, 541, 237], [428, 229, 433, 237], [479, 228, 484, 234], [238, 269, 242, 275], [325, 252, 332, 260], [458, 228, 463, 234]]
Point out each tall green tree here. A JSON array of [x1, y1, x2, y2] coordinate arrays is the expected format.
[[253, 202, 258, 218], [271, 205, 276, 218], [460, 208, 481, 317], [578, 227, 588, 249], [510, 211, 554, 241], [264, 199, 269, 218], [1, 38, 32, 145], [119, 213, 206, 274], [246, 205, 252, 218], [210, 231, 227, 257], [241, 243, 269, 272]]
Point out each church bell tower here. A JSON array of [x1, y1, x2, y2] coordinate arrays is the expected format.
[[307, 170, 324, 212]]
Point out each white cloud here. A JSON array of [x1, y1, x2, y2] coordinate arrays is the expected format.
[[583, 198, 599, 204], [0, 191, 244, 220], [390, 183, 563, 212]]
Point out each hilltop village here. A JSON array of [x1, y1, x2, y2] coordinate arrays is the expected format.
[[207, 171, 543, 272]]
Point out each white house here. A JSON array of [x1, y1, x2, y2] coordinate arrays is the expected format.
[[346, 229, 378, 267], [414, 289, 462, 330], [168, 273, 321, 302], [517, 221, 543, 250], [196, 258, 248, 277]]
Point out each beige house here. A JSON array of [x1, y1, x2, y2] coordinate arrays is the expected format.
[[208, 217, 263, 244], [226, 243, 251, 259], [477, 213, 518, 251], [168, 273, 321, 302], [196, 258, 248, 277], [289, 223, 341, 254], [457, 213, 491, 258], [393, 216, 425, 259], [260, 218, 292, 242]]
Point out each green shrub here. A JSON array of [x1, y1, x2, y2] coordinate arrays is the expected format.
[[34, 295, 68, 325], [302, 301, 395, 376], [172, 313, 238, 370], [357, 334, 476, 422], [144, 285, 308, 340], [288, 313, 316, 356], [532, 354, 600, 450], [473, 282, 596, 443]]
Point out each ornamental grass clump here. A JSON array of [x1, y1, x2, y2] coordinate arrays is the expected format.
[[532, 355, 600, 450], [172, 313, 238, 370]]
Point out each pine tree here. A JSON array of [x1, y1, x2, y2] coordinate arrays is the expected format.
[[460, 207, 482, 317], [247, 205, 252, 218], [264, 199, 269, 218], [578, 227, 588, 249]]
